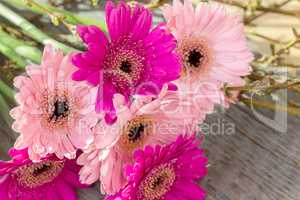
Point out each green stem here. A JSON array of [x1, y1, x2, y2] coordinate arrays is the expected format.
[[0, 41, 27, 68], [0, 93, 13, 126], [4, 0, 107, 31], [0, 3, 75, 53], [0, 79, 15, 103], [0, 27, 42, 64]]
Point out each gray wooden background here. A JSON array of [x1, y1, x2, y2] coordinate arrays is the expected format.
[[0, 0, 299, 200]]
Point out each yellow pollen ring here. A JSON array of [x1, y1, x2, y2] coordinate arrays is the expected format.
[[14, 160, 64, 188], [118, 115, 154, 154], [139, 164, 176, 200]]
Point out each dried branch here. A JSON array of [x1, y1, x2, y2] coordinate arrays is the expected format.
[[214, 0, 300, 18], [253, 29, 300, 67], [25, 0, 76, 33], [146, 0, 170, 9], [4, 0, 106, 29], [246, 30, 300, 50], [244, 0, 293, 24], [241, 96, 300, 117], [227, 80, 300, 94]]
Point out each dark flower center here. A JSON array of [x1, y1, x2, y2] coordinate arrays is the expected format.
[[128, 123, 146, 142], [139, 164, 176, 200], [120, 60, 132, 74], [150, 176, 164, 190], [119, 116, 153, 153], [32, 163, 52, 177], [15, 161, 64, 188], [50, 100, 69, 121], [188, 49, 203, 68]]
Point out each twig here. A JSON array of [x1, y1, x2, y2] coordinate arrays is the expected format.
[[263, 37, 300, 66], [241, 96, 300, 117], [253, 29, 300, 67], [244, 0, 293, 24], [5, 0, 106, 30], [0, 3, 75, 53], [214, 0, 300, 18], [276, 61, 300, 68], [146, 0, 169, 9], [246, 30, 300, 50], [25, 0, 75, 33], [227, 81, 300, 94]]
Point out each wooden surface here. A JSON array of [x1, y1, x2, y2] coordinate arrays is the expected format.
[[0, 0, 300, 199]]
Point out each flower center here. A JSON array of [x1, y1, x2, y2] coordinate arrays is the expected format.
[[178, 37, 212, 76], [104, 38, 146, 92], [50, 100, 69, 121], [128, 123, 146, 142], [187, 49, 204, 68], [14, 161, 64, 188], [120, 60, 132, 74], [139, 164, 176, 200], [118, 115, 153, 154], [41, 91, 72, 129]]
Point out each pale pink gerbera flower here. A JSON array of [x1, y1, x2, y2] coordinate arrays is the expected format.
[[10, 45, 99, 161], [162, 0, 253, 107], [106, 135, 208, 200], [0, 148, 87, 200], [77, 87, 201, 195]]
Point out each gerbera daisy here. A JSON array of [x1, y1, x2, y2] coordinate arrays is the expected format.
[[72, 1, 180, 123], [162, 0, 253, 107], [10, 45, 99, 161], [0, 148, 87, 200], [106, 134, 208, 200], [77, 86, 201, 194]]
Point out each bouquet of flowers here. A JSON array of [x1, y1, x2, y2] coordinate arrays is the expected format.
[[0, 0, 299, 199]]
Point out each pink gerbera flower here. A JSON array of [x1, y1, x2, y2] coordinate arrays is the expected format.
[[77, 87, 201, 195], [0, 148, 87, 200], [162, 0, 253, 107], [72, 1, 180, 123], [106, 134, 208, 200], [10, 45, 99, 161]]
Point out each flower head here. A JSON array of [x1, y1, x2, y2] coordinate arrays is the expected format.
[[72, 1, 181, 123], [162, 0, 253, 107], [10, 45, 99, 161], [107, 134, 208, 200], [77, 87, 201, 194], [0, 148, 87, 200]]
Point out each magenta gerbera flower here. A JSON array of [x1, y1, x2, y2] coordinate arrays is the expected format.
[[0, 148, 87, 200], [72, 1, 181, 123], [106, 135, 208, 200]]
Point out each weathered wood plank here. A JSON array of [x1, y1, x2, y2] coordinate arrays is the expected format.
[[203, 105, 300, 200]]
